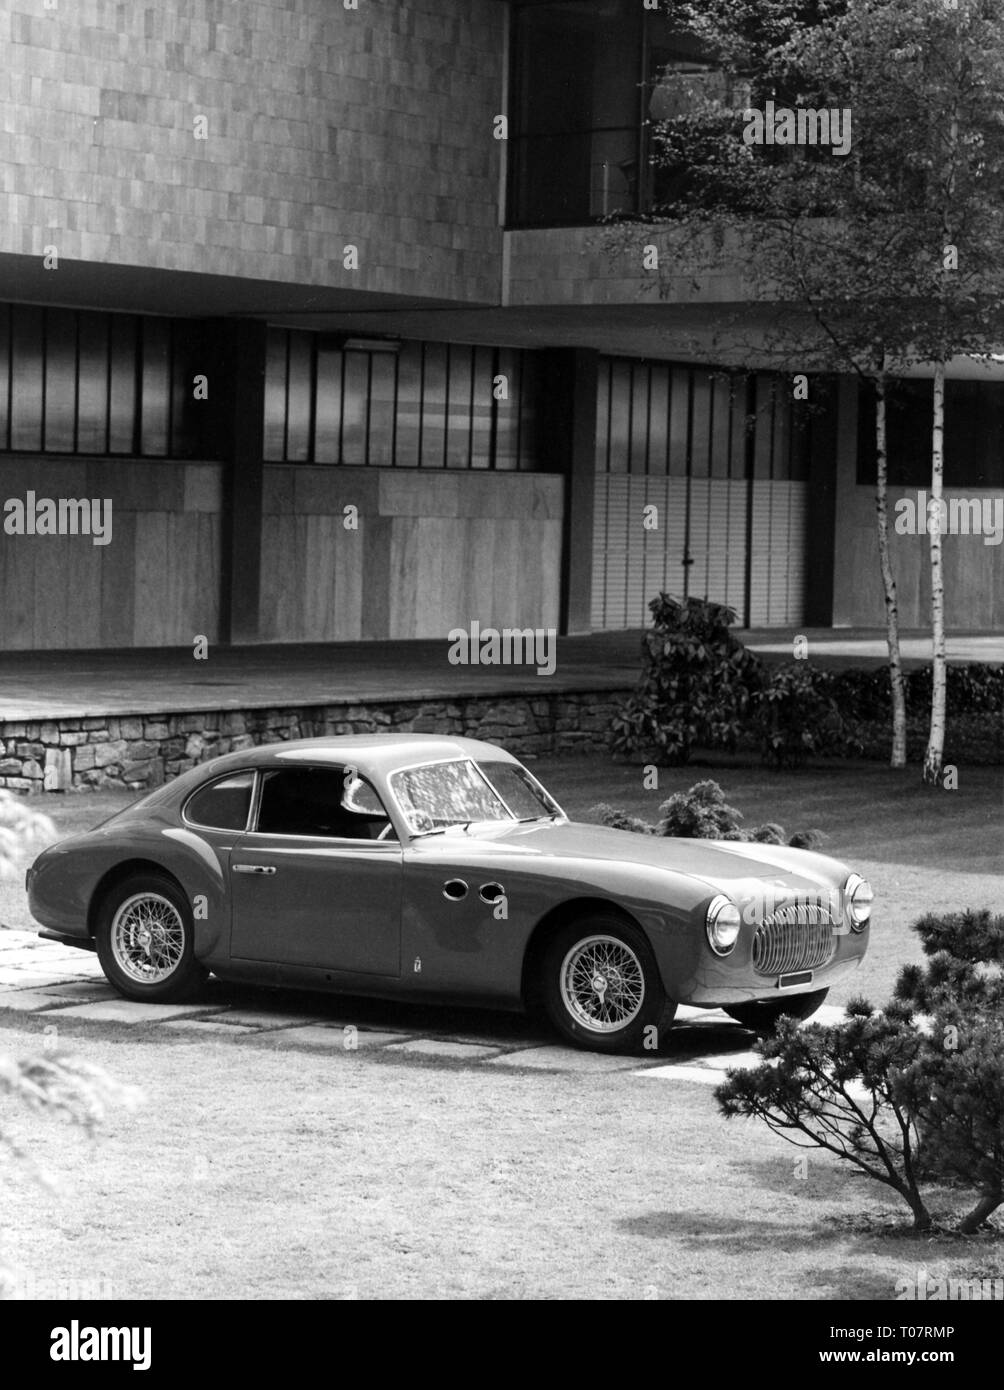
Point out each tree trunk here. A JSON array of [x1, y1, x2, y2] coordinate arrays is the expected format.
[[922, 359, 947, 786], [873, 370, 907, 767], [958, 1190, 1003, 1235], [904, 1189, 935, 1232]]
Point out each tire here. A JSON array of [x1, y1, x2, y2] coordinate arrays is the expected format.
[[724, 987, 829, 1034], [95, 872, 209, 1003], [541, 914, 676, 1054]]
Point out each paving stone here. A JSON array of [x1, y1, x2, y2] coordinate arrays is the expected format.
[[266, 1025, 405, 1050], [53, 1000, 228, 1024], [383, 1038, 502, 1061], [0, 971, 73, 989], [160, 1019, 257, 1035], [0, 989, 75, 1012], [636, 1063, 731, 1085], [637, 1047, 780, 1084], [489, 1046, 647, 1073]]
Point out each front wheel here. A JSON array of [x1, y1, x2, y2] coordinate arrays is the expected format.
[[95, 872, 209, 1003], [541, 915, 676, 1054], [724, 987, 829, 1034]]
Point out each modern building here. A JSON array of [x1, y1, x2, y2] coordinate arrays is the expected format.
[[1, 0, 1001, 654]]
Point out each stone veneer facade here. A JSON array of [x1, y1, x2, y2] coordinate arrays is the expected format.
[[0, 692, 631, 793]]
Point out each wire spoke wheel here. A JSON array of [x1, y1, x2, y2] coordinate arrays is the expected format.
[[110, 891, 186, 985], [559, 933, 646, 1033]]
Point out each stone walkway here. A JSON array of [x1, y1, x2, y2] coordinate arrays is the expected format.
[[0, 927, 845, 1083]]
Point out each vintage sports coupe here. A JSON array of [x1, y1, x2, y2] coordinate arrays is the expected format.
[[28, 734, 872, 1053]]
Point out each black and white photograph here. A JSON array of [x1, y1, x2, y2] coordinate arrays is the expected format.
[[0, 0, 1002, 1343]]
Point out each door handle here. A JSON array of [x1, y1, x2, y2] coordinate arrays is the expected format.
[[233, 864, 277, 875]]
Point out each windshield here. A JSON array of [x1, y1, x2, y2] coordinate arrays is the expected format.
[[477, 760, 561, 821], [389, 758, 560, 834]]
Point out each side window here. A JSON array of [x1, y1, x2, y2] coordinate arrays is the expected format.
[[254, 767, 393, 841], [185, 772, 255, 831]]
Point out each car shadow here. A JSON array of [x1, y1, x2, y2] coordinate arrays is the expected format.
[[192, 976, 764, 1058], [195, 976, 556, 1047]]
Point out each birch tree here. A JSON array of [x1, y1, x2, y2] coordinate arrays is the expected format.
[[607, 0, 1004, 776]]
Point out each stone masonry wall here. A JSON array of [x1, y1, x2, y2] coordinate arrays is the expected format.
[[0, 692, 632, 793]]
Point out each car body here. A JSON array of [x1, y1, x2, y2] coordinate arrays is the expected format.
[[28, 733, 872, 1052]]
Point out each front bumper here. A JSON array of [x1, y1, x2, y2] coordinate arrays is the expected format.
[[681, 951, 866, 1008], [660, 898, 871, 1008]]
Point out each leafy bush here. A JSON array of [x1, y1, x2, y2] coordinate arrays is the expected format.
[[610, 595, 762, 765], [610, 593, 1003, 767], [717, 909, 1004, 1234], [752, 662, 861, 769], [593, 778, 822, 848], [830, 663, 1004, 721], [611, 595, 858, 768]]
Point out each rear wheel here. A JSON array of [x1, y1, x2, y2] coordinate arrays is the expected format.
[[541, 915, 676, 1054], [724, 987, 829, 1034], [95, 872, 208, 1003]]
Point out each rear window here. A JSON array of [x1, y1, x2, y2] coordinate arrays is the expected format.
[[184, 772, 254, 831]]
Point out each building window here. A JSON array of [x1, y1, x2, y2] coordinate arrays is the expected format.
[[595, 358, 808, 480], [857, 379, 1004, 489], [0, 304, 208, 459], [263, 331, 544, 471], [507, 0, 720, 227]]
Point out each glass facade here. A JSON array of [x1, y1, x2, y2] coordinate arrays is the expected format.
[[596, 358, 809, 480], [508, 0, 720, 226], [0, 304, 207, 458], [263, 331, 543, 470], [857, 379, 1004, 489]]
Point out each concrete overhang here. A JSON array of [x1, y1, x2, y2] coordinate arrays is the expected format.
[[3, 250, 1001, 380], [0, 252, 488, 321]]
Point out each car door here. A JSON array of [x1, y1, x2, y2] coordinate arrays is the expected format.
[[229, 764, 402, 978]]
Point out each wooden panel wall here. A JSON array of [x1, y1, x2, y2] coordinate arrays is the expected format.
[[833, 486, 1004, 630], [0, 458, 221, 650], [259, 467, 564, 642]]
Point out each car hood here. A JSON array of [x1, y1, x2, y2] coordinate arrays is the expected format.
[[455, 819, 848, 896]]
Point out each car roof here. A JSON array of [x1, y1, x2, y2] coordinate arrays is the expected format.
[[223, 733, 521, 776], [113, 734, 527, 818]]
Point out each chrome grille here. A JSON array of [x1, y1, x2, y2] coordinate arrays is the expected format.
[[752, 902, 837, 977]]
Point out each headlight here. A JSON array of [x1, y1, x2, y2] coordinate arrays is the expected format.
[[706, 895, 741, 956], [844, 873, 873, 931]]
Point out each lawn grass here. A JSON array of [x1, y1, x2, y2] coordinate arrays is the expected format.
[[1, 753, 1001, 1301], [2, 1022, 1000, 1302]]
